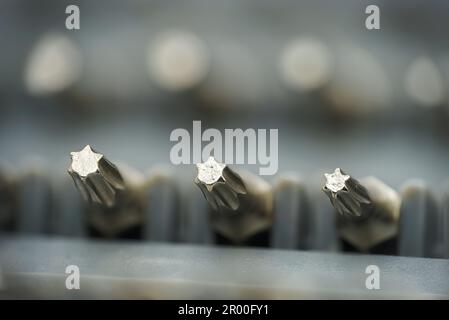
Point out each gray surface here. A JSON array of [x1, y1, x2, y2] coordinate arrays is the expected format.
[[0, 236, 448, 299]]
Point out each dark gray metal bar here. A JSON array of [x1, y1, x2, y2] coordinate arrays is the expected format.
[[0, 236, 448, 299]]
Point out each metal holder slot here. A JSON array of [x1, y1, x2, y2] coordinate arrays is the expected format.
[[271, 175, 310, 250], [16, 168, 53, 235], [143, 172, 179, 242], [1, 237, 448, 299], [398, 181, 442, 258]]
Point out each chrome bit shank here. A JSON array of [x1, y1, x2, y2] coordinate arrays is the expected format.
[[195, 157, 273, 244]]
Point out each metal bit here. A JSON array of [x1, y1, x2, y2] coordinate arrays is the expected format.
[[68, 145, 125, 207], [0, 163, 17, 232], [323, 168, 400, 252], [68, 145, 148, 238], [195, 156, 273, 244]]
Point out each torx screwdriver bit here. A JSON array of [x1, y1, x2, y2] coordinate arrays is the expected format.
[[68, 146, 146, 238], [323, 168, 400, 252], [323, 168, 373, 220], [0, 162, 17, 232], [68, 145, 125, 207], [143, 167, 180, 242], [195, 156, 273, 244]]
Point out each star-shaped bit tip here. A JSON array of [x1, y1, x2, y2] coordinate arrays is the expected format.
[[69, 145, 104, 178], [324, 168, 350, 193], [196, 156, 226, 185]]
